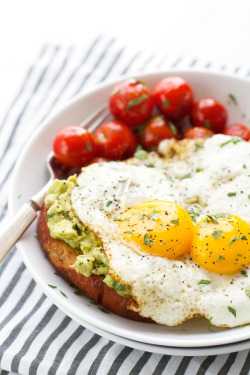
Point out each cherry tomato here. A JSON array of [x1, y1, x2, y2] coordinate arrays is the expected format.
[[94, 120, 137, 160], [184, 126, 215, 139], [53, 126, 96, 168], [139, 115, 179, 151], [109, 79, 154, 127], [191, 98, 227, 133], [153, 77, 194, 120], [223, 123, 250, 141]]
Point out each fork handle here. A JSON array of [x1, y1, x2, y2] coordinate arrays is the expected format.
[[0, 203, 37, 263]]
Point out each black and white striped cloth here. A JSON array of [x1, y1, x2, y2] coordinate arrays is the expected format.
[[0, 35, 250, 375]]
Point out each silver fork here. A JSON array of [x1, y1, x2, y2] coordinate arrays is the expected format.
[[0, 104, 110, 263]]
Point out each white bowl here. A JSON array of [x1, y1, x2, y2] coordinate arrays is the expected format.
[[8, 70, 250, 351]]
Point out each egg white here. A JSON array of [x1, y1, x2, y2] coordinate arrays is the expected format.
[[71, 135, 250, 327]]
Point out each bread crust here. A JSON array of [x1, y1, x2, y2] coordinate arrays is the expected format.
[[37, 206, 151, 322]]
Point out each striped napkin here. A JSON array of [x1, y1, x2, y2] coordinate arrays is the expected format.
[[0, 35, 250, 375]]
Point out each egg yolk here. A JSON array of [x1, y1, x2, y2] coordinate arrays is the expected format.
[[117, 201, 194, 259], [191, 214, 250, 274]]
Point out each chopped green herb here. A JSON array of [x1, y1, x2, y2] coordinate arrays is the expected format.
[[243, 164, 247, 169], [164, 172, 173, 181], [229, 235, 239, 245], [127, 94, 149, 110], [144, 233, 152, 246], [195, 143, 204, 149], [46, 212, 56, 221], [245, 289, 250, 298], [146, 164, 155, 168], [206, 215, 218, 224], [214, 213, 229, 218], [98, 307, 110, 314], [220, 137, 243, 147], [124, 230, 133, 234], [106, 200, 112, 207], [181, 173, 191, 180], [195, 168, 204, 173], [228, 93, 237, 105], [60, 291, 68, 298], [163, 99, 170, 108], [139, 214, 145, 220], [48, 284, 57, 289], [114, 217, 130, 222], [111, 88, 124, 96], [204, 119, 211, 129], [198, 280, 212, 285], [188, 209, 200, 222], [241, 235, 248, 241], [170, 219, 180, 225], [74, 290, 81, 296], [248, 195, 250, 200], [151, 210, 159, 221], [241, 270, 248, 277], [87, 140, 92, 152], [212, 230, 222, 239], [216, 255, 225, 263], [169, 122, 178, 136], [227, 192, 236, 197], [228, 306, 236, 317], [134, 149, 148, 160], [118, 178, 128, 183]]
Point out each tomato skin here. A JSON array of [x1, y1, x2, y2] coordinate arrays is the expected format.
[[109, 79, 154, 127], [153, 77, 194, 120], [94, 120, 137, 160], [223, 123, 250, 141], [139, 115, 178, 150], [53, 126, 96, 168], [184, 126, 215, 139], [191, 98, 227, 133]]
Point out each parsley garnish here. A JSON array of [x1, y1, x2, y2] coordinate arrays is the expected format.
[[170, 219, 180, 225], [188, 209, 200, 222], [106, 200, 112, 207], [46, 212, 56, 221], [60, 291, 68, 298], [163, 99, 170, 108], [228, 93, 237, 105], [220, 137, 243, 147], [118, 178, 128, 183], [228, 306, 236, 317], [134, 147, 148, 160], [98, 307, 110, 314], [144, 233, 152, 246], [245, 290, 250, 298], [229, 235, 239, 245], [127, 94, 149, 110], [227, 192, 236, 197], [48, 284, 57, 289], [212, 230, 222, 239], [87, 140, 92, 152], [198, 280, 212, 285], [216, 255, 225, 263], [241, 270, 248, 277], [196, 168, 204, 173], [195, 143, 204, 149], [181, 173, 191, 180], [204, 120, 211, 129]]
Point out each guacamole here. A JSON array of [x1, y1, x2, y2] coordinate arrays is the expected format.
[[45, 176, 131, 297]]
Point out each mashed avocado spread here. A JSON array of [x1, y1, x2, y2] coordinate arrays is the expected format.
[[45, 176, 131, 298]]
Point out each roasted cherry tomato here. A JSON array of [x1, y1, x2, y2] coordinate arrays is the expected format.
[[139, 115, 178, 151], [184, 126, 215, 139], [109, 79, 154, 127], [191, 98, 227, 133], [94, 120, 137, 160], [223, 123, 250, 141], [153, 76, 194, 120], [53, 126, 96, 168]]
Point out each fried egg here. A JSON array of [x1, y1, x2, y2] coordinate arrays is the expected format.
[[71, 134, 250, 327]]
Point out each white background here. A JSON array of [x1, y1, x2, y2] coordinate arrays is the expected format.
[[0, 0, 250, 121]]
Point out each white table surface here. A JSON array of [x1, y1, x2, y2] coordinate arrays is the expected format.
[[0, 0, 250, 124]]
